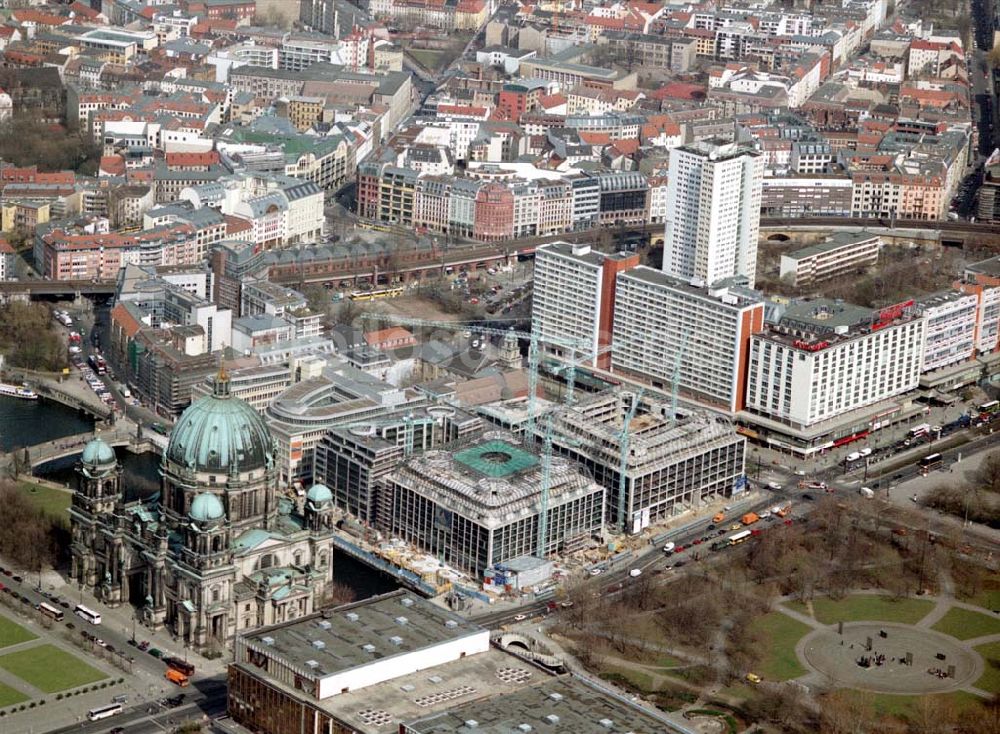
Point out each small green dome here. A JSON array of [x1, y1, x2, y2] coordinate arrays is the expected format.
[[81, 437, 116, 466], [306, 484, 333, 505], [165, 374, 273, 474], [189, 492, 225, 523]]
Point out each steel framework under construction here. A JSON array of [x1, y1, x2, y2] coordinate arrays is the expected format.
[[381, 431, 606, 577], [540, 391, 747, 533]]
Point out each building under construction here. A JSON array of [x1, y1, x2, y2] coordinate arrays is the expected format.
[[312, 407, 482, 527], [543, 391, 747, 533], [382, 431, 605, 578]]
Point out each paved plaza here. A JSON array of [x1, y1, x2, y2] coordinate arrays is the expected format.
[[800, 622, 980, 694]]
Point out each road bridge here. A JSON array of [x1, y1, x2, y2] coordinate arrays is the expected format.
[[0, 279, 116, 300], [33, 381, 114, 422], [2, 427, 159, 470]]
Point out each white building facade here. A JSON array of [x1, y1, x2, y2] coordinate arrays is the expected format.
[[663, 140, 763, 288]]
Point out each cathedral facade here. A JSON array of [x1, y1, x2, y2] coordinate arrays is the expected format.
[[69, 371, 337, 651]]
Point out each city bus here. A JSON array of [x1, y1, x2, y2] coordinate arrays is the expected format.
[[728, 529, 753, 546], [919, 453, 943, 475], [979, 400, 1000, 415], [86, 703, 123, 721], [88, 354, 107, 375], [74, 604, 102, 625], [37, 602, 63, 622], [349, 286, 404, 302]]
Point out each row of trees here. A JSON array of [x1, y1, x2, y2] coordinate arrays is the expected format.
[[0, 302, 67, 372]]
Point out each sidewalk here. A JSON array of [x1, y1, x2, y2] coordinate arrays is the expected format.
[[43, 570, 230, 679]]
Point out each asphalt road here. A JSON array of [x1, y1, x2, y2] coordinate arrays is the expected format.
[[47, 679, 227, 734]]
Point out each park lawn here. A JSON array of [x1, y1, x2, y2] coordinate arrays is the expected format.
[[599, 664, 657, 693], [17, 480, 70, 518], [808, 596, 935, 626], [783, 600, 810, 617], [0, 615, 36, 649], [0, 680, 27, 707], [749, 612, 811, 680], [975, 640, 1000, 694], [858, 691, 984, 720], [931, 607, 1000, 640], [408, 49, 444, 70], [0, 644, 105, 692]]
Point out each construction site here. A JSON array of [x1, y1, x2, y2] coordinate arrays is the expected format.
[[542, 391, 748, 532], [301, 314, 750, 597], [381, 431, 607, 579]]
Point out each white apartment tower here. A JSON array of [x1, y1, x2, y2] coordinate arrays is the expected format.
[[663, 140, 764, 288]]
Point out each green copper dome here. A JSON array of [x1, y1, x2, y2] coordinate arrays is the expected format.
[[165, 373, 273, 474], [306, 484, 333, 505], [189, 492, 225, 523], [81, 437, 116, 467]]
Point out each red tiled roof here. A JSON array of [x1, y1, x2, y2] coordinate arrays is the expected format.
[[165, 151, 220, 168]]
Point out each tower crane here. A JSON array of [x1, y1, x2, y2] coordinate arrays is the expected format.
[[616, 389, 645, 532]]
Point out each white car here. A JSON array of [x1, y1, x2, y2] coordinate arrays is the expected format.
[[513, 614, 528, 622], [662, 542, 675, 553], [629, 568, 642, 578], [759, 510, 772, 519], [767, 481, 782, 490], [589, 568, 603, 576]]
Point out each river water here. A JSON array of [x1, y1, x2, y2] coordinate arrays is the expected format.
[[1, 395, 396, 600]]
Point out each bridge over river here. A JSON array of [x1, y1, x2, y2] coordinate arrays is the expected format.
[[2, 427, 161, 471]]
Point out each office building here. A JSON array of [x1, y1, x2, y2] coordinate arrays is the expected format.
[[915, 290, 979, 373], [383, 433, 605, 577], [543, 392, 746, 533], [531, 242, 638, 367], [612, 266, 764, 412], [745, 299, 926, 431], [663, 140, 764, 287], [312, 408, 482, 526], [779, 233, 881, 287], [228, 591, 678, 734]]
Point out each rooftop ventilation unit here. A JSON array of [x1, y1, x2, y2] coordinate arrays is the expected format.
[[305, 660, 319, 669], [400, 684, 415, 692], [401, 597, 415, 607], [517, 725, 532, 733], [345, 612, 360, 622], [395, 616, 409, 625], [261, 636, 275, 646], [445, 619, 459, 629], [549, 693, 563, 702], [545, 715, 560, 725], [311, 640, 325, 650], [389, 636, 403, 646], [317, 620, 332, 630], [464, 721, 478, 729], [599, 719, 614, 728], [429, 675, 442, 684], [362, 643, 376, 653]]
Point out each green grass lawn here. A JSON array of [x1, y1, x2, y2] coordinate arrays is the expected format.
[[807, 596, 935, 625], [837, 690, 986, 720], [0, 644, 106, 692], [0, 615, 36, 649], [599, 665, 656, 693], [975, 640, 1000, 694], [931, 607, 1000, 640], [749, 611, 812, 680], [17, 480, 71, 518], [965, 586, 1000, 612], [408, 49, 444, 70], [0, 680, 27, 708]]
